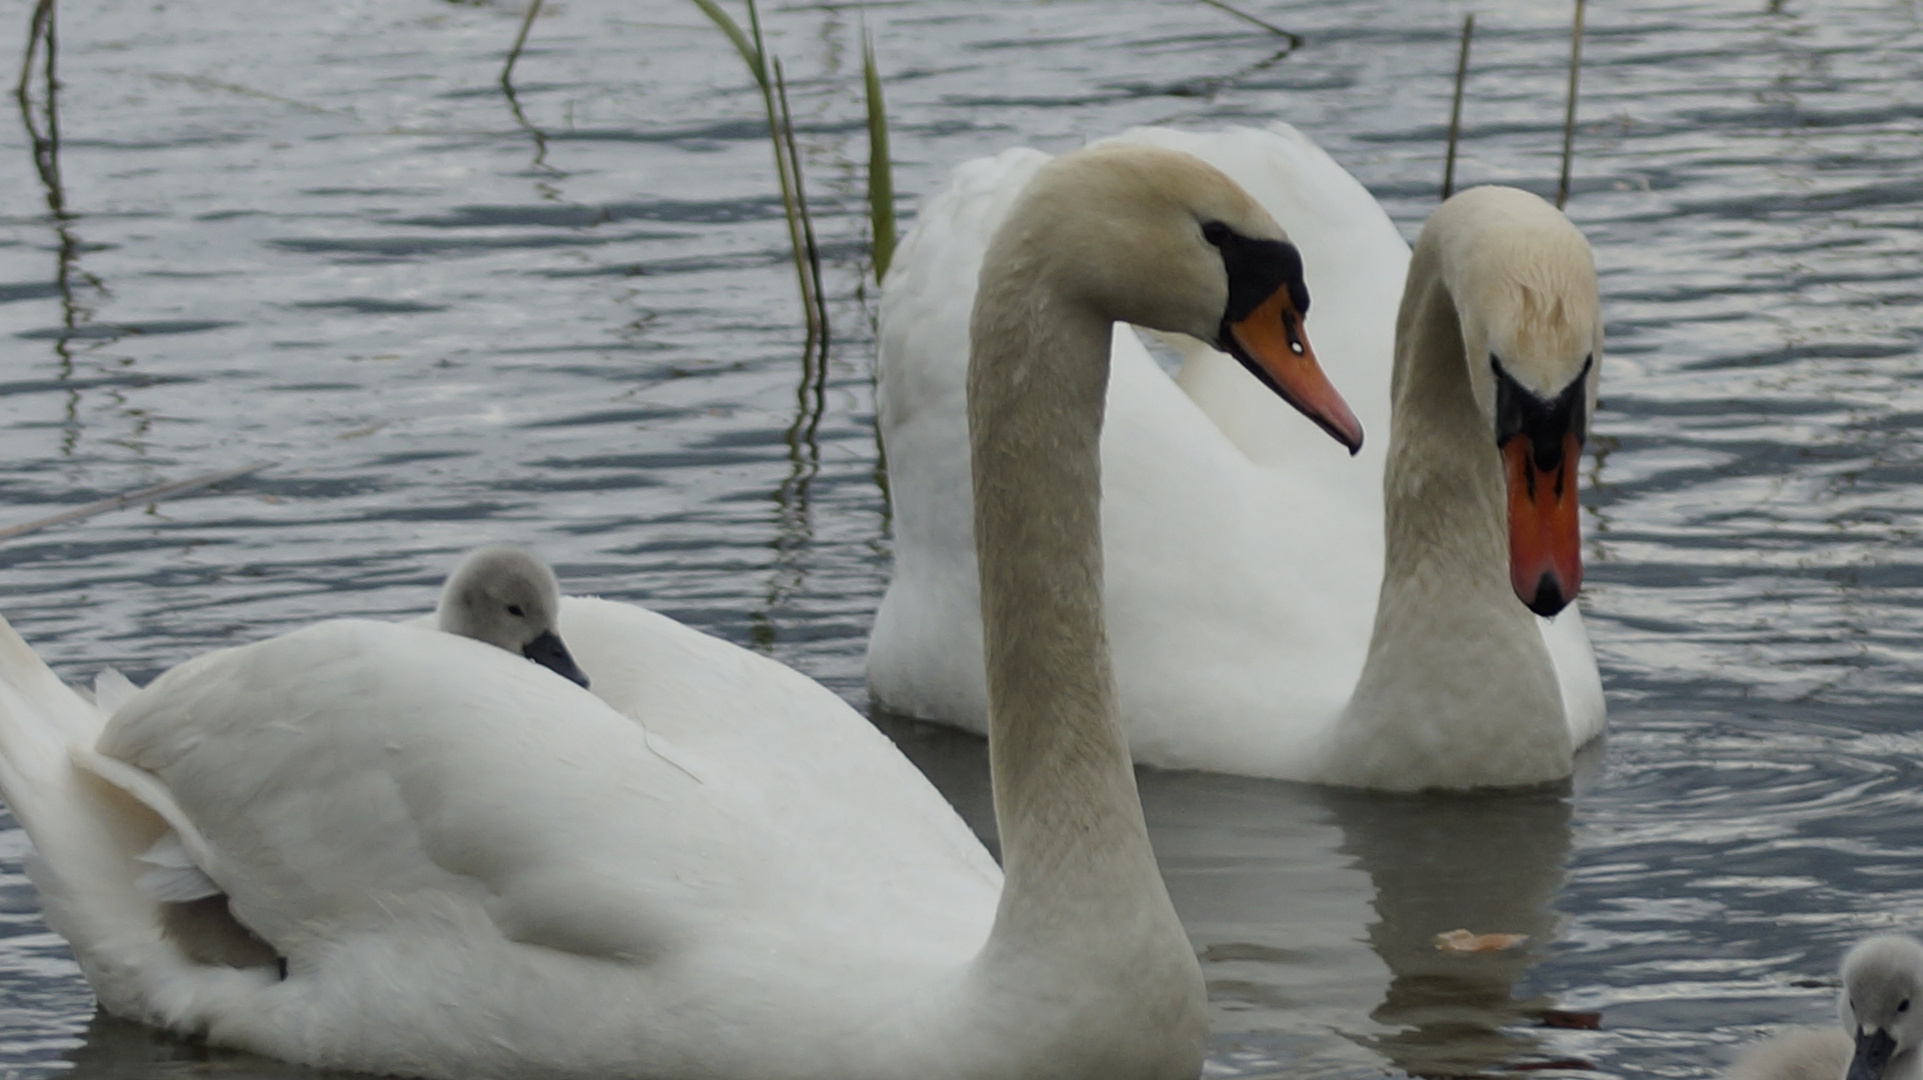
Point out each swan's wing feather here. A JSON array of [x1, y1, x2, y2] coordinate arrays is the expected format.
[[70, 748, 225, 904], [100, 616, 998, 968], [134, 833, 222, 904], [93, 668, 140, 714], [97, 621, 715, 961], [558, 597, 1004, 904]]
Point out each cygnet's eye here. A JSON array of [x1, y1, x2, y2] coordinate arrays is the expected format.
[[506, 604, 526, 619], [1901, 998, 1912, 1014]]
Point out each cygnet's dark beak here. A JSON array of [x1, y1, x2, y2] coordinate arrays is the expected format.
[[1849, 1026, 1897, 1080], [523, 629, 590, 689]]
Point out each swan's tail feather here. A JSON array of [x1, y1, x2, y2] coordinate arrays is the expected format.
[[93, 668, 141, 716], [0, 613, 192, 1022]]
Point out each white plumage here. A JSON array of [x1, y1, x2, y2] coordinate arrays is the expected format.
[[0, 142, 1347, 1079], [868, 123, 1607, 789]]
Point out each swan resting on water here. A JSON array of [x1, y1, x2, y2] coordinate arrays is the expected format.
[[868, 123, 1606, 791], [0, 142, 1361, 1079], [1726, 935, 1923, 1080]]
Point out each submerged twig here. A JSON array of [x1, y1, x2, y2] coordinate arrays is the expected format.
[[16, 0, 102, 397], [1195, 0, 1302, 49], [0, 463, 269, 544], [1557, 0, 1587, 210], [15, 0, 51, 106], [501, 0, 545, 90], [17, 0, 60, 214], [861, 27, 895, 284], [1442, 13, 1474, 201]]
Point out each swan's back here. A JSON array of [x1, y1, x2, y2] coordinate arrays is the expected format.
[[103, 615, 998, 967], [21, 609, 1005, 1078]]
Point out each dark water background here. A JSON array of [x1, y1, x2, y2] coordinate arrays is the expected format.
[[2, 0, 1923, 1076]]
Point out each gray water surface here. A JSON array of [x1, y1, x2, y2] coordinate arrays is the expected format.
[[2, 0, 1921, 1076]]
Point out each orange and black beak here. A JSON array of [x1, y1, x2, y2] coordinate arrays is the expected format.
[[1207, 229, 1364, 454], [1495, 357, 1590, 617]]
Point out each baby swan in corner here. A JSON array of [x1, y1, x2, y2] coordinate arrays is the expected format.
[[1728, 935, 1923, 1080], [436, 544, 589, 689]]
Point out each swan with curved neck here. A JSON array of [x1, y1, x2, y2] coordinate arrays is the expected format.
[[0, 143, 1357, 1079], [1325, 183, 1600, 788], [868, 124, 1605, 791]]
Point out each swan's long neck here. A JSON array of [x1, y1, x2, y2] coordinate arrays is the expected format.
[[963, 248, 1205, 1061], [1330, 241, 1570, 790]]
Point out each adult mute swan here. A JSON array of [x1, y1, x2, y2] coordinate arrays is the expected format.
[[1725, 935, 1923, 1080], [0, 143, 1360, 1080], [868, 124, 1606, 790]]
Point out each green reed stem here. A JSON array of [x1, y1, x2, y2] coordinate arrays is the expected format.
[[1442, 13, 1473, 201], [862, 27, 895, 283], [690, 0, 825, 348], [1557, 0, 1586, 210]]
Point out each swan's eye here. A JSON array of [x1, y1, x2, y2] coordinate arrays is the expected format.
[[1201, 221, 1230, 247], [1901, 999, 1912, 1014], [506, 604, 526, 618]]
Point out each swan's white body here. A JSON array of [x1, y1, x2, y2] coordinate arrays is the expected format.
[[1726, 935, 1923, 1080], [0, 603, 1010, 1079], [869, 124, 1606, 790], [0, 143, 1347, 1079]]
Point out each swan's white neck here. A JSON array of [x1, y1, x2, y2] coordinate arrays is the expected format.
[[964, 246, 1206, 1068], [1327, 241, 1571, 790]]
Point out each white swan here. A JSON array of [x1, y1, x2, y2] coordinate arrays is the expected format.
[[868, 123, 1607, 790], [0, 143, 1359, 1080], [1726, 935, 1923, 1080]]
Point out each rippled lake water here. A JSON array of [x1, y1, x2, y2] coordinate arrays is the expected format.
[[1, 0, 1921, 1076]]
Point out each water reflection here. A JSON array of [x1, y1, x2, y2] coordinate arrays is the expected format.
[[15, 0, 105, 440], [1327, 789, 1575, 1077], [875, 710, 1584, 1076]]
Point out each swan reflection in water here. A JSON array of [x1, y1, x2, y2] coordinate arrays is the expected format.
[[1325, 786, 1576, 1076], [883, 711, 1586, 1079]]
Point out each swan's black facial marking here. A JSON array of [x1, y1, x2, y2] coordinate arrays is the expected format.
[[1494, 354, 1592, 618], [1198, 220, 1363, 453], [1202, 221, 1310, 326], [1493, 353, 1592, 471]]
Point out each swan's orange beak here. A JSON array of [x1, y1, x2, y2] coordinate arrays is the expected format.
[[1502, 431, 1582, 617], [1225, 288, 1364, 455]]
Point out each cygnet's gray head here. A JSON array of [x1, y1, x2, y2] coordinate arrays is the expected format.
[[1840, 935, 1923, 1080], [436, 545, 590, 689]]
